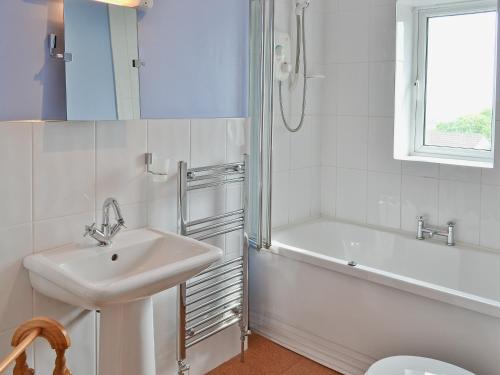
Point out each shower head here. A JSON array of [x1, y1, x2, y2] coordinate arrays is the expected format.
[[295, 0, 310, 14]]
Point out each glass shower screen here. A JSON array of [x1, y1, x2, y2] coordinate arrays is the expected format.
[[248, 0, 274, 250]]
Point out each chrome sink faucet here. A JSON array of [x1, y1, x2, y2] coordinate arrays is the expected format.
[[84, 198, 126, 246], [416, 216, 455, 246]]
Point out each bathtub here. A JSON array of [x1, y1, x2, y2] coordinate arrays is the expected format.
[[249, 218, 500, 375]]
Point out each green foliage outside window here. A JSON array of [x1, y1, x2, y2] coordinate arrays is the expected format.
[[435, 109, 493, 139]]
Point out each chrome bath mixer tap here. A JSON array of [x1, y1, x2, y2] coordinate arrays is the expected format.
[[416, 216, 455, 246]]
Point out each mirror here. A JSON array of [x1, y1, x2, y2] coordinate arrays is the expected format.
[[64, 0, 140, 120], [394, 0, 498, 168]]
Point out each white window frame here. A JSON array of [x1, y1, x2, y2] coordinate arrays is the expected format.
[[410, 0, 497, 165]]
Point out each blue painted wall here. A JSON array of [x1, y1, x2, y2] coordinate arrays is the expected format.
[[0, 0, 67, 121], [137, 0, 249, 119]]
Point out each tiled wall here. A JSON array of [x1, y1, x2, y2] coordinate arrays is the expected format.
[[273, 0, 500, 253], [272, 0, 324, 227], [0, 118, 248, 374], [273, 0, 500, 251]]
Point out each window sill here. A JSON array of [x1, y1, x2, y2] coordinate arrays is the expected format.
[[395, 153, 494, 169]]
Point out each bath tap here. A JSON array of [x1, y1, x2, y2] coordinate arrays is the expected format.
[[84, 198, 126, 246], [416, 216, 455, 246]]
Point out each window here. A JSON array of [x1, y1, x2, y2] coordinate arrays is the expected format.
[[394, 0, 498, 168]]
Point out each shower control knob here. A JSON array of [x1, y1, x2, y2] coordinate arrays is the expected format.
[[281, 62, 292, 74], [275, 45, 284, 57]]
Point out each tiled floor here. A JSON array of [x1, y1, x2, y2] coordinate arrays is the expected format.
[[207, 334, 343, 375]]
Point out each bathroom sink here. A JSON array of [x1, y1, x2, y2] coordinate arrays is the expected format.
[[23, 228, 223, 375], [24, 228, 223, 309]]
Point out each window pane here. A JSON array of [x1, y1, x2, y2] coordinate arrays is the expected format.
[[424, 11, 496, 151]]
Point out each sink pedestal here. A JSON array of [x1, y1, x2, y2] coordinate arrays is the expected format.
[[99, 297, 156, 375]]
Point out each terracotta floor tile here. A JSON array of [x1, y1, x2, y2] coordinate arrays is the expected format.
[[207, 334, 344, 375], [283, 358, 342, 375]]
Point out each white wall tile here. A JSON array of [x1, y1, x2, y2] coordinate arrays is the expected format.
[[147, 120, 190, 175], [275, 0, 292, 31], [34, 212, 95, 253], [369, 62, 395, 117], [289, 116, 321, 168], [115, 202, 147, 231], [321, 116, 337, 166], [289, 168, 312, 223], [367, 172, 401, 228], [190, 119, 227, 167], [369, 5, 396, 61], [273, 117, 291, 172], [226, 118, 249, 161], [305, 9, 325, 64], [481, 123, 500, 185], [336, 168, 367, 222], [337, 116, 368, 169], [338, 0, 370, 12], [402, 161, 440, 178], [336, 11, 369, 63], [324, 14, 340, 63], [321, 166, 337, 216], [438, 180, 480, 244], [439, 165, 481, 183], [311, 167, 321, 217], [0, 224, 33, 333], [290, 116, 313, 169], [401, 175, 439, 232], [371, 0, 396, 6], [96, 120, 147, 207], [310, 117, 322, 166], [0, 122, 32, 227], [337, 63, 370, 116], [33, 122, 95, 221], [322, 64, 338, 115], [480, 184, 500, 249], [323, 0, 339, 13], [481, 163, 500, 186], [368, 117, 401, 173], [147, 119, 190, 232], [272, 171, 290, 228]]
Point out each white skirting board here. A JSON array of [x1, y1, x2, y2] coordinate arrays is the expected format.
[[250, 310, 374, 375]]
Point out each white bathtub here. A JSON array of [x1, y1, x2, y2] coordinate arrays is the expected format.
[[249, 218, 500, 375]]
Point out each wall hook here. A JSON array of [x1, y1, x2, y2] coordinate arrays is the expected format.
[[145, 153, 169, 177], [49, 34, 72, 62]]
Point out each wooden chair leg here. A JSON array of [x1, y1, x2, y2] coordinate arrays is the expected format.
[[12, 351, 34, 375], [53, 349, 71, 375]]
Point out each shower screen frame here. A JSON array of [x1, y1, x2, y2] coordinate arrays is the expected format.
[[249, 0, 275, 250]]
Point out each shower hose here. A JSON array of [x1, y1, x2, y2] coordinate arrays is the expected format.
[[278, 7, 308, 133]]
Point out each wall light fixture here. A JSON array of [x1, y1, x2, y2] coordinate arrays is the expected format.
[[93, 0, 153, 8]]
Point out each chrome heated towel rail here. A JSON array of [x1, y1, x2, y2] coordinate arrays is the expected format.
[[176, 156, 250, 375]]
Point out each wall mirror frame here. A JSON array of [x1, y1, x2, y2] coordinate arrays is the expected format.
[[394, 0, 499, 168]]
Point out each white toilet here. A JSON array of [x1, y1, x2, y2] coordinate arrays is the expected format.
[[366, 356, 475, 375]]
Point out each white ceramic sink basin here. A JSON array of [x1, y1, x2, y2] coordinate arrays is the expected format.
[[23, 228, 223, 375], [24, 228, 223, 309]]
